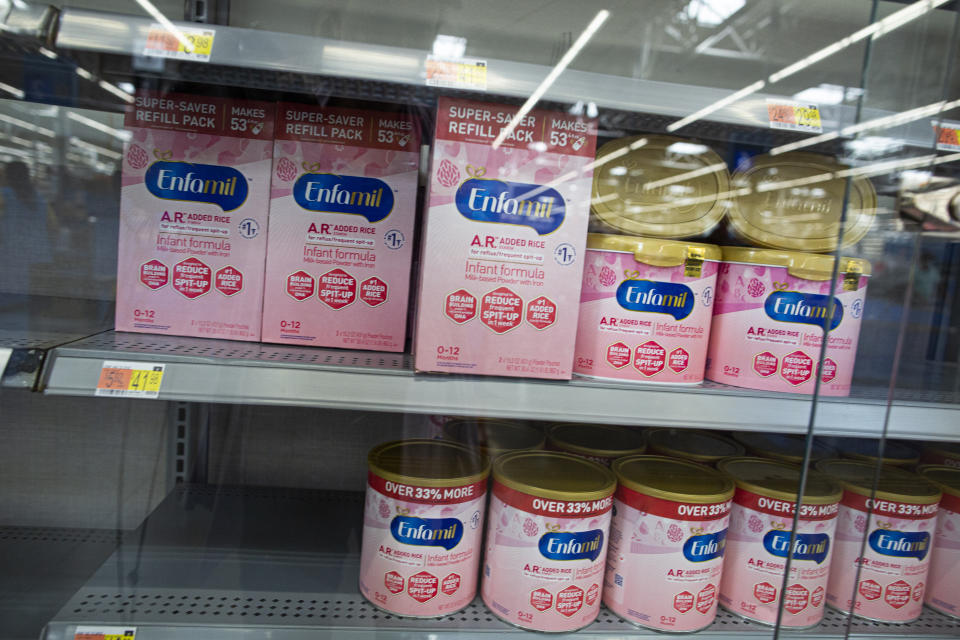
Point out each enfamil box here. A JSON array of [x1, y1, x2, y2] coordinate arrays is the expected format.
[[116, 91, 274, 341], [414, 97, 597, 379], [261, 104, 420, 351]]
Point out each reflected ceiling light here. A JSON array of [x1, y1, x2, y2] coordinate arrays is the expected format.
[[70, 136, 122, 160], [98, 79, 135, 103], [793, 84, 862, 105], [492, 9, 610, 149], [75, 66, 95, 81], [666, 142, 710, 155], [608, 166, 627, 176], [682, 0, 745, 27], [133, 0, 194, 52], [432, 34, 466, 59], [643, 162, 726, 190], [0, 81, 24, 99], [666, 80, 764, 132], [68, 112, 131, 141], [38, 47, 58, 59], [769, 99, 960, 155], [667, 0, 949, 133], [0, 113, 54, 137], [0, 145, 32, 159]]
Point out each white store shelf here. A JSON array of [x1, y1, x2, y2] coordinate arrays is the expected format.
[[40, 331, 960, 441], [40, 485, 960, 640]]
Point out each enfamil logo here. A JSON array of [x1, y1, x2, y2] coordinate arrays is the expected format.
[[454, 166, 566, 236], [293, 163, 394, 223], [146, 158, 247, 212]]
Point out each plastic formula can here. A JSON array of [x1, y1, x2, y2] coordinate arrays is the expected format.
[[359, 439, 489, 617], [443, 418, 545, 460], [918, 466, 960, 619], [574, 234, 721, 384], [647, 428, 745, 465], [733, 432, 836, 466], [818, 460, 940, 623], [605, 455, 735, 632], [481, 451, 616, 632], [827, 437, 920, 468], [717, 457, 841, 628], [920, 442, 960, 469], [706, 247, 870, 396], [546, 423, 646, 466]]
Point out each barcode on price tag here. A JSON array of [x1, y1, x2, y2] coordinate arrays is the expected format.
[[143, 23, 215, 62], [95, 361, 165, 399], [425, 55, 487, 90], [934, 121, 960, 151], [767, 99, 823, 133], [75, 627, 136, 640]]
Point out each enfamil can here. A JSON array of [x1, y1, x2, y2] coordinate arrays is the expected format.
[[827, 437, 920, 468], [482, 451, 616, 632], [918, 465, 960, 619], [647, 428, 745, 465], [359, 440, 489, 617], [605, 455, 735, 632], [717, 457, 841, 628], [920, 442, 960, 469], [574, 234, 721, 383], [706, 248, 870, 396], [442, 418, 544, 461], [546, 423, 646, 466], [733, 432, 836, 466], [817, 460, 940, 623]]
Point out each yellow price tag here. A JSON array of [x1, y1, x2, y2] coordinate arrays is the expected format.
[[425, 55, 488, 90], [144, 24, 215, 62], [95, 361, 165, 399], [181, 32, 214, 57], [75, 626, 136, 640], [767, 100, 823, 133]]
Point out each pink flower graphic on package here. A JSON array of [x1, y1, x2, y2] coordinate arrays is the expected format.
[[667, 524, 684, 543], [275, 157, 298, 182], [598, 266, 617, 287], [436, 159, 460, 187], [522, 518, 539, 537], [127, 144, 149, 169], [747, 515, 764, 533]]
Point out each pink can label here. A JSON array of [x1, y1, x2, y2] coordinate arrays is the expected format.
[[359, 472, 486, 617], [827, 490, 938, 622], [482, 482, 612, 631], [261, 104, 420, 351], [605, 485, 731, 631], [574, 249, 718, 383], [413, 97, 597, 379], [719, 490, 838, 627], [927, 493, 960, 617], [116, 91, 275, 341], [705, 260, 868, 396]]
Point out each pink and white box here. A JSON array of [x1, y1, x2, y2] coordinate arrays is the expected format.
[[413, 97, 598, 379], [706, 248, 870, 396], [117, 91, 275, 340], [574, 235, 720, 384], [923, 469, 960, 619], [261, 103, 420, 351]]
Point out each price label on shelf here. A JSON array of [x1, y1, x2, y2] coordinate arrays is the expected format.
[[143, 23, 215, 62], [767, 99, 823, 133], [934, 121, 960, 151], [425, 55, 487, 91], [95, 361, 165, 399], [74, 627, 136, 640]]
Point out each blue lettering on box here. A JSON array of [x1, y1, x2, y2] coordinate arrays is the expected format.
[[293, 173, 393, 223], [146, 161, 247, 212], [455, 178, 565, 235], [616, 280, 695, 321], [868, 529, 930, 561], [390, 516, 463, 551], [539, 530, 604, 561], [765, 291, 842, 331]]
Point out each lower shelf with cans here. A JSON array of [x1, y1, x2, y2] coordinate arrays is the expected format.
[[42, 485, 960, 640]]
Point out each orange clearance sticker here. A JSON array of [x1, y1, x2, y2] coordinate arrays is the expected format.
[[766, 99, 823, 133], [95, 361, 165, 398], [935, 123, 960, 151]]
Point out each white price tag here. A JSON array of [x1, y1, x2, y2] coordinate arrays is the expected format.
[[75, 627, 136, 640], [767, 99, 823, 133], [425, 55, 487, 90], [143, 23, 215, 62], [95, 361, 165, 399]]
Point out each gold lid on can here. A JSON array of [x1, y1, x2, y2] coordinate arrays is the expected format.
[[918, 465, 960, 500], [647, 428, 745, 464], [733, 432, 836, 465], [494, 450, 616, 502], [443, 418, 545, 459], [586, 233, 722, 266], [613, 455, 734, 504], [728, 152, 877, 253], [547, 423, 646, 460], [829, 437, 920, 467], [718, 457, 842, 504], [368, 439, 489, 488], [922, 441, 960, 462], [721, 246, 872, 282], [591, 135, 730, 239], [816, 459, 940, 504]]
